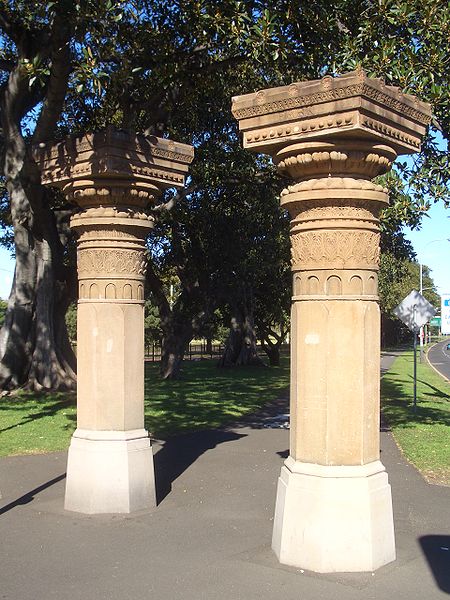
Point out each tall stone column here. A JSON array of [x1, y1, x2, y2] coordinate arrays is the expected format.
[[35, 128, 194, 513], [232, 71, 431, 572]]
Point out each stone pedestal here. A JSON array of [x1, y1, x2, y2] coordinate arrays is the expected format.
[[232, 71, 431, 572], [35, 128, 194, 513]]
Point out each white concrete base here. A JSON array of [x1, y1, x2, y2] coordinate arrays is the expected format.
[[272, 457, 396, 572], [64, 428, 156, 514]]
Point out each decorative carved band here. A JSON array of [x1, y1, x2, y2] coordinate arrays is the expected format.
[[245, 113, 355, 144], [290, 201, 378, 224], [293, 269, 378, 298], [234, 83, 366, 119], [77, 248, 148, 276], [78, 228, 145, 241], [282, 178, 388, 195], [79, 279, 145, 302], [291, 230, 380, 269], [361, 116, 420, 149]]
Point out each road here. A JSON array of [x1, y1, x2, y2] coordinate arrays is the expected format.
[[427, 338, 450, 381]]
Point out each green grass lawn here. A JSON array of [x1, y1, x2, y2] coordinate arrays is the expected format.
[[381, 350, 450, 485], [2, 348, 448, 487], [0, 358, 289, 456]]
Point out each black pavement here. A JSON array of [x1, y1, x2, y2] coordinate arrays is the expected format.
[[428, 339, 450, 381], [0, 353, 449, 600]]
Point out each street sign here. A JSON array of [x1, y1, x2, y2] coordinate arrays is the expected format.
[[441, 294, 450, 335], [429, 317, 441, 327], [393, 290, 437, 333]]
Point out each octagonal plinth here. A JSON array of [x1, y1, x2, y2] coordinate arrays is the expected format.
[[232, 71, 431, 572], [35, 128, 194, 513]]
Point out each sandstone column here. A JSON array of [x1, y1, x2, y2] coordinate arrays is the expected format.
[[232, 71, 431, 572], [35, 128, 194, 513]]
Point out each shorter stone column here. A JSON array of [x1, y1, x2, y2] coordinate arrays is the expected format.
[[232, 71, 431, 571], [35, 128, 193, 513]]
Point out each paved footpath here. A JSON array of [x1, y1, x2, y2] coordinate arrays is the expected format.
[[0, 353, 449, 600]]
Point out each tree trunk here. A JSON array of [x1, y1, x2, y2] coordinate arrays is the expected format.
[[260, 326, 288, 367], [0, 67, 76, 392], [218, 314, 264, 367], [159, 316, 194, 379], [262, 343, 280, 366], [146, 261, 207, 380], [0, 183, 77, 392]]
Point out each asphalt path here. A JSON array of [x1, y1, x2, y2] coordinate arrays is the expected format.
[[427, 338, 450, 381], [0, 350, 449, 600]]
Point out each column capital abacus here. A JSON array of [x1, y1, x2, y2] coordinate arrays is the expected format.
[[231, 69, 431, 159]]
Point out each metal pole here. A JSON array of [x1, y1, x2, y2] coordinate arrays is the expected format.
[[419, 264, 424, 362], [413, 331, 417, 413]]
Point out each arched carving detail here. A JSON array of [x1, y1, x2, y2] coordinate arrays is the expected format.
[[349, 275, 363, 295], [123, 284, 133, 299], [326, 275, 342, 295], [105, 283, 116, 299], [307, 276, 320, 295], [89, 283, 99, 299]]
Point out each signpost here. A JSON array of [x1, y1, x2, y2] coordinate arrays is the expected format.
[[393, 290, 437, 412]]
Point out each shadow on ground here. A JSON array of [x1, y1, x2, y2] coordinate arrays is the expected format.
[[0, 474, 66, 516], [154, 429, 247, 504], [419, 535, 450, 594]]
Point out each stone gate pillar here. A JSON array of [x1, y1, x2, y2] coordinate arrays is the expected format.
[[232, 71, 431, 572], [35, 128, 194, 513]]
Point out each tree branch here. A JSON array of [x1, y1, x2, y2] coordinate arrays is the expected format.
[[152, 185, 196, 212], [32, 41, 71, 143], [0, 58, 15, 71]]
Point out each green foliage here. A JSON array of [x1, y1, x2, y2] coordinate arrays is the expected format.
[[0, 299, 7, 326], [379, 257, 439, 315], [2, 0, 450, 382], [382, 350, 450, 484], [65, 302, 77, 341], [144, 300, 161, 344], [334, 0, 450, 211]]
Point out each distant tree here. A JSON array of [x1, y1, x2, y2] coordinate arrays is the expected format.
[[0, 298, 7, 327]]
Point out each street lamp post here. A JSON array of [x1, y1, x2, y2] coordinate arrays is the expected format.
[[418, 238, 450, 361]]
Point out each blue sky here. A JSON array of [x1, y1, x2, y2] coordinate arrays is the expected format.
[[403, 201, 450, 295]]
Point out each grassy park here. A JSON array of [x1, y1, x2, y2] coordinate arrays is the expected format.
[[381, 349, 450, 485], [0, 358, 290, 457], [1, 351, 449, 487]]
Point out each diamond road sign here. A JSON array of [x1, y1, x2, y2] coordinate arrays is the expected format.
[[393, 290, 437, 333]]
